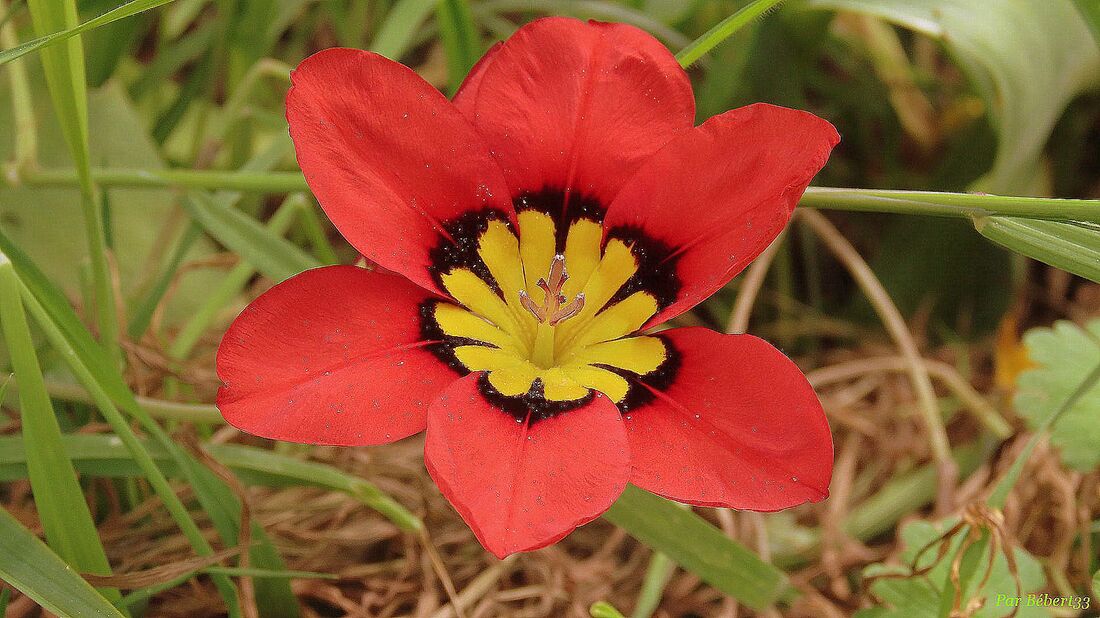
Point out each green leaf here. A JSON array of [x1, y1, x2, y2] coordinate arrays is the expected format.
[[182, 191, 319, 283], [82, 0, 152, 86], [24, 0, 87, 164], [476, 0, 691, 48], [1014, 319, 1100, 472], [0, 434, 424, 533], [603, 485, 792, 610], [803, 0, 1100, 195], [127, 223, 202, 339], [1, 0, 177, 66], [858, 519, 1046, 617], [590, 601, 627, 618], [435, 0, 481, 94], [168, 196, 303, 359], [1073, 0, 1100, 49], [0, 507, 126, 618], [0, 260, 117, 596], [675, 0, 786, 68], [0, 230, 245, 616], [371, 0, 436, 60], [207, 442, 422, 532], [0, 82, 225, 346], [26, 0, 122, 364], [974, 217, 1100, 283]]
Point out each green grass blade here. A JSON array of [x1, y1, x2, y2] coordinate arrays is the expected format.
[[26, 0, 122, 367], [371, 0, 437, 59], [1, 0, 177, 65], [0, 230, 244, 617], [0, 507, 125, 618], [15, 286, 247, 617], [127, 21, 214, 99], [435, 0, 481, 94], [633, 551, 675, 618], [590, 601, 627, 618], [973, 216, 1100, 283], [0, 434, 425, 532], [988, 360, 1100, 508], [603, 486, 793, 610], [127, 222, 202, 339], [0, 258, 118, 599], [207, 443, 423, 532], [474, 0, 690, 48], [675, 0, 786, 68], [1073, 0, 1100, 49], [182, 191, 319, 282], [169, 195, 304, 360]]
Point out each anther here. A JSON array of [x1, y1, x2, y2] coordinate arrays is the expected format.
[[519, 255, 586, 324]]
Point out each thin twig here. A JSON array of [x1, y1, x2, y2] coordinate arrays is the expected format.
[[726, 233, 786, 335], [418, 528, 469, 618], [806, 356, 1012, 438], [424, 552, 516, 618], [798, 209, 956, 513]]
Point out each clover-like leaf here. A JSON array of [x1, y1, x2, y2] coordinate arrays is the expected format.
[[1015, 320, 1100, 472], [858, 519, 1046, 618]]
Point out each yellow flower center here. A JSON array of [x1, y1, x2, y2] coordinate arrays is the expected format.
[[424, 207, 671, 407]]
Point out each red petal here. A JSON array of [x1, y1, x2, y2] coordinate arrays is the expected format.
[[625, 328, 833, 510], [604, 103, 839, 327], [452, 41, 501, 105], [455, 17, 694, 207], [424, 375, 628, 557], [286, 48, 514, 294], [216, 266, 459, 446]]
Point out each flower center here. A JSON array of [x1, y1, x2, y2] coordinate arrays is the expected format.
[[518, 255, 585, 369], [421, 191, 681, 418], [518, 255, 585, 326]]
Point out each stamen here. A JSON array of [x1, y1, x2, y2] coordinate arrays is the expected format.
[[519, 254, 586, 324], [518, 290, 546, 322], [550, 293, 584, 325]]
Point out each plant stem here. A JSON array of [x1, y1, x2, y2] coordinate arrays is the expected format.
[[800, 187, 1100, 223], [16, 283, 243, 616], [0, 12, 37, 172], [20, 167, 309, 192], [675, 0, 786, 68], [633, 551, 676, 618], [2, 378, 224, 424], [800, 209, 957, 513], [24, 0, 123, 368], [168, 195, 304, 360], [15, 168, 1100, 223]]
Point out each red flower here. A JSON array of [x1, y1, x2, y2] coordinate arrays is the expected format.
[[217, 17, 838, 558]]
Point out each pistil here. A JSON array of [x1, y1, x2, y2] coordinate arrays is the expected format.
[[519, 254, 586, 367]]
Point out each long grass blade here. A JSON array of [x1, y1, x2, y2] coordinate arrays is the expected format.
[[1, 0, 177, 65], [435, 0, 481, 94], [675, 0, 786, 68], [0, 434, 425, 532], [182, 191, 319, 282], [604, 486, 793, 610], [371, 0, 436, 59], [0, 256, 119, 601], [25, 0, 122, 366], [973, 216, 1100, 283], [0, 231, 245, 617], [0, 507, 125, 618]]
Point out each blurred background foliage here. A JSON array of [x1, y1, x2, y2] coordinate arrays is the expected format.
[[0, 0, 1099, 616]]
